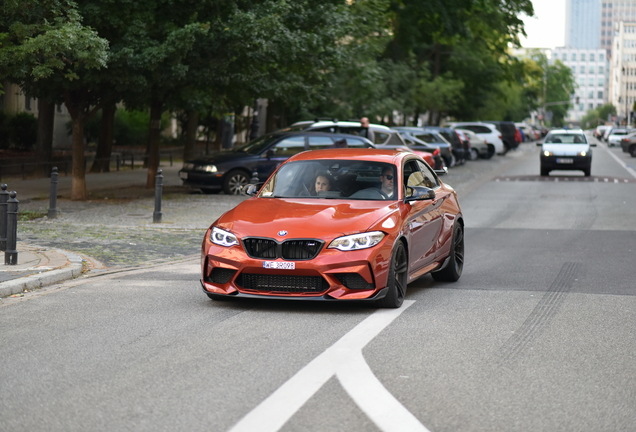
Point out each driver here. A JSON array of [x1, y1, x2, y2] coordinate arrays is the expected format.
[[312, 171, 332, 195], [379, 167, 395, 198]]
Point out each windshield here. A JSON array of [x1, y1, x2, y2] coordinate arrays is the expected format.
[[545, 134, 586, 144], [258, 160, 397, 200], [234, 133, 281, 154]]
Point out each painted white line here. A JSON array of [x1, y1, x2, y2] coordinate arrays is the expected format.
[[337, 352, 430, 432], [228, 300, 424, 432], [600, 144, 636, 178]]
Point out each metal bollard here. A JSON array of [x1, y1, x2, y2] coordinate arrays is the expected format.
[[48, 167, 58, 219], [5, 191, 18, 265], [153, 169, 163, 223], [0, 184, 8, 251]]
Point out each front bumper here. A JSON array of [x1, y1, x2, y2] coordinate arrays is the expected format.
[[200, 241, 393, 301], [179, 170, 224, 190], [540, 154, 591, 171]]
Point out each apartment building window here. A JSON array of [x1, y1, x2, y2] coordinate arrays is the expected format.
[[588, 103, 594, 110], [581, 53, 586, 61], [589, 78, 595, 86], [599, 66, 604, 74], [580, 103, 585, 111], [588, 91, 594, 98], [590, 53, 596, 61], [599, 78, 604, 86], [589, 66, 595, 74], [580, 66, 585, 73], [572, 53, 577, 61], [599, 53, 604, 61], [598, 91, 603, 98]]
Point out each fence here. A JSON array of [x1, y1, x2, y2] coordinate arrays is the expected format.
[[0, 150, 176, 182]]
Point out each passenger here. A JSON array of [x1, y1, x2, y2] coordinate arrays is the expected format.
[[312, 171, 333, 195]]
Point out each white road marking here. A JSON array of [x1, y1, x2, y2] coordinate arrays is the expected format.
[[228, 300, 430, 432], [337, 352, 430, 432], [601, 143, 636, 178]]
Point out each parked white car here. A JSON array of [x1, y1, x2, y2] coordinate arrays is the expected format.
[[607, 128, 633, 147], [447, 122, 505, 155], [455, 128, 493, 159]]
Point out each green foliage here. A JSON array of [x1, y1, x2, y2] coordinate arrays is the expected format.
[[580, 104, 616, 129], [7, 112, 37, 151]]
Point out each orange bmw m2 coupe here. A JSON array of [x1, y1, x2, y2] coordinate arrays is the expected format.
[[200, 148, 464, 308]]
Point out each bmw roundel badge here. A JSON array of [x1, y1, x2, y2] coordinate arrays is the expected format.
[[278, 230, 288, 236]]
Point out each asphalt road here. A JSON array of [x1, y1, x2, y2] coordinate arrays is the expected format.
[[1, 137, 635, 432]]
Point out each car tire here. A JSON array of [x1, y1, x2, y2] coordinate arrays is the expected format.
[[583, 167, 591, 177], [431, 222, 464, 282], [376, 241, 408, 308], [470, 148, 480, 160], [540, 166, 550, 176], [223, 170, 249, 195], [481, 145, 495, 159], [630, 145, 636, 157]]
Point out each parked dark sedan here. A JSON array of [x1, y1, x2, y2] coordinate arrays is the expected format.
[[179, 131, 375, 194]]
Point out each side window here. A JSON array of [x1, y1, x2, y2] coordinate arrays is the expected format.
[[374, 132, 389, 145], [308, 136, 337, 150], [269, 137, 306, 157], [339, 127, 364, 136], [404, 160, 439, 195], [416, 161, 439, 188], [345, 137, 369, 148]]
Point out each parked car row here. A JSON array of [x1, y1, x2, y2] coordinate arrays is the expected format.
[[178, 118, 543, 195]]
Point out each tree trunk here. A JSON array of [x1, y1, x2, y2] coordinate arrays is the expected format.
[[90, 103, 116, 173], [146, 98, 163, 189], [183, 109, 199, 161], [35, 99, 55, 178], [70, 115, 87, 200]]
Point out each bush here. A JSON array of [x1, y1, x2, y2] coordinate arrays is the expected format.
[[8, 112, 37, 151]]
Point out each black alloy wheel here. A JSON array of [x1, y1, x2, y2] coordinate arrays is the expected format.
[[431, 222, 464, 282], [377, 241, 408, 308], [630, 145, 636, 157]]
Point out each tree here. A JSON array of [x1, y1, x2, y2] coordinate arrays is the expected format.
[[0, 1, 109, 200]]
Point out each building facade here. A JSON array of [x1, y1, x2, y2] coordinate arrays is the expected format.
[[609, 21, 636, 122], [552, 47, 609, 123]]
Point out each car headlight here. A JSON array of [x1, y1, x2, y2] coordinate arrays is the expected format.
[[543, 150, 553, 156], [578, 151, 587, 156], [210, 227, 239, 247], [328, 231, 385, 251], [196, 164, 218, 173]]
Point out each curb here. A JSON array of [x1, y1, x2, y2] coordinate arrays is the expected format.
[[0, 250, 85, 298]]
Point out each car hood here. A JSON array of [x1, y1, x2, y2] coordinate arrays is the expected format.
[[215, 198, 398, 239], [542, 143, 590, 155]]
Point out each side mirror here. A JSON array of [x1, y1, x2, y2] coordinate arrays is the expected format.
[[536, 141, 543, 146], [590, 142, 597, 147], [264, 150, 274, 159], [434, 167, 448, 176], [405, 186, 435, 202]]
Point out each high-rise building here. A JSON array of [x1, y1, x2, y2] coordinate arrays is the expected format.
[[609, 21, 636, 122], [566, 0, 602, 49], [601, 1, 636, 53]]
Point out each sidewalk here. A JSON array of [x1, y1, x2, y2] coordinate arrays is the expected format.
[[0, 163, 190, 297]]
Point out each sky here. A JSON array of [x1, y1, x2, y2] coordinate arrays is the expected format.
[[519, 0, 567, 49]]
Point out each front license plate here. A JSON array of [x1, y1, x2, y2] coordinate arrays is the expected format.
[[263, 261, 295, 270], [556, 158, 574, 164], [179, 172, 188, 179]]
